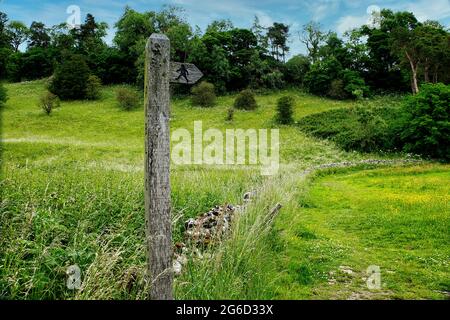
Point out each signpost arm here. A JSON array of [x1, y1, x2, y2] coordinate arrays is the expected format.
[[145, 33, 173, 300]]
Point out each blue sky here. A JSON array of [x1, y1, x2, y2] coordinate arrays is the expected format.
[[1, 0, 449, 56]]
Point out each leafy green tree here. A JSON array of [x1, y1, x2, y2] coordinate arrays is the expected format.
[[284, 55, 310, 86], [71, 14, 108, 54], [0, 12, 11, 49], [304, 56, 342, 96], [300, 21, 327, 63], [7, 21, 29, 51], [50, 53, 91, 100], [414, 21, 449, 84], [389, 12, 421, 94], [166, 23, 193, 61], [358, 9, 418, 93], [251, 16, 269, 54], [114, 6, 186, 85], [5, 51, 23, 82], [267, 22, 289, 62], [400, 83, 449, 160], [28, 21, 51, 49], [20, 47, 55, 80]]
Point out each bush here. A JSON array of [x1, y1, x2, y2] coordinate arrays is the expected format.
[[0, 83, 7, 107], [328, 79, 346, 100], [86, 75, 102, 100], [234, 89, 257, 110], [191, 81, 216, 107], [276, 96, 295, 124], [226, 107, 234, 122], [39, 92, 60, 115], [298, 105, 402, 153], [49, 54, 90, 100], [341, 69, 369, 99], [116, 87, 140, 111], [399, 83, 449, 160]]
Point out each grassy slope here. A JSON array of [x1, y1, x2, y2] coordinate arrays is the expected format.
[[1, 80, 448, 299], [273, 164, 449, 299]]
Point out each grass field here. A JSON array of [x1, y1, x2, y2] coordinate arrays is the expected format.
[[0, 80, 448, 299]]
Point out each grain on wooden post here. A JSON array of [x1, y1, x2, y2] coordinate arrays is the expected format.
[[144, 33, 173, 300]]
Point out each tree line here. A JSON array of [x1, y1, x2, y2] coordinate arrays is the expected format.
[[0, 6, 448, 98]]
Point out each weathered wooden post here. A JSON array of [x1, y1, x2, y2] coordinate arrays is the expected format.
[[144, 33, 203, 300], [145, 33, 172, 300]]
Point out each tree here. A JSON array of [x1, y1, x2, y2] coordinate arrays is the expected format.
[[400, 83, 449, 160], [300, 21, 327, 63], [114, 6, 186, 85], [251, 16, 268, 53], [0, 12, 11, 49], [7, 21, 29, 51], [72, 14, 108, 54], [267, 23, 289, 62], [166, 23, 192, 61], [50, 53, 91, 100], [28, 21, 51, 49], [358, 10, 413, 93], [206, 19, 233, 34], [389, 12, 421, 94], [284, 54, 310, 86], [414, 21, 449, 84]]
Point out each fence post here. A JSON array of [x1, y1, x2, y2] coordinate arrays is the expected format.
[[144, 33, 172, 300]]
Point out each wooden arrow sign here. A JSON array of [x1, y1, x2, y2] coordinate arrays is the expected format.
[[170, 62, 203, 84]]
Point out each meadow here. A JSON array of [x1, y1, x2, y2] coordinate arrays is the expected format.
[[0, 80, 448, 299]]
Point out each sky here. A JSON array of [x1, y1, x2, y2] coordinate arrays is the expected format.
[[1, 0, 450, 56]]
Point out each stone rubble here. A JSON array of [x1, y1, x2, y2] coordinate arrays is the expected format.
[[172, 192, 256, 275]]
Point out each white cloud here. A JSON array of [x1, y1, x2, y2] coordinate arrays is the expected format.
[[336, 15, 367, 34], [309, 0, 341, 21], [403, 0, 450, 21]]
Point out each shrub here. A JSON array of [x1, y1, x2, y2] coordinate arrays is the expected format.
[[86, 75, 102, 100], [341, 69, 369, 99], [39, 91, 60, 115], [226, 107, 234, 122], [399, 83, 449, 160], [0, 83, 7, 107], [191, 81, 216, 107], [328, 79, 346, 100], [276, 96, 295, 124], [234, 89, 257, 110], [116, 87, 140, 111], [49, 54, 90, 100], [298, 105, 402, 153]]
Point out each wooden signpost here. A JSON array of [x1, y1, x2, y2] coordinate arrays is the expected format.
[[170, 62, 203, 84], [145, 33, 203, 300]]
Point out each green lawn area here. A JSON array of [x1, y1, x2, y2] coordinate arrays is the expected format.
[[274, 164, 450, 299], [1, 80, 448, 299]]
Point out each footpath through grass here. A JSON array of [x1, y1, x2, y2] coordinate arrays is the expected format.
[[273, 164, 450, 299], [1, 80, 448, 299]]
